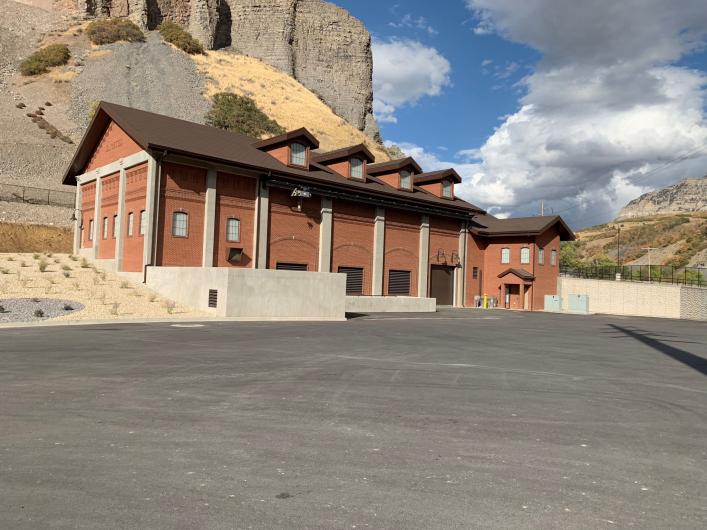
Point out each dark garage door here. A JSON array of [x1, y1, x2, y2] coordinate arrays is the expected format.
[[430, 265, 454, 305]]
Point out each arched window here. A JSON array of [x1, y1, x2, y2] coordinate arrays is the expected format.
[[501, 247, 510, 264], [442, 179, 453, 198], [538, 247, 545, 265], [399, 170, 411, 189], [102, 217, 109, 239], [520, 247, 530, 264], [88, 219, 94, 241], [127, 212, 134, 237], [139, 210, 147, 236], [350, 158, 364, 178], [226, 217, 240, 242], [172, 211, 188, 237], [290, 143, 307, 166], [551, 249, 557, 266]]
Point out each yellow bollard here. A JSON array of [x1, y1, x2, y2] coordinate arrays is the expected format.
[[483, 294, 488, 309]]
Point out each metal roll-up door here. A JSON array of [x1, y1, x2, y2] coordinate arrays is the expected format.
[[388, 270, 411, 296], [339, 267, 364, 295], [276, 263, 308, 272]]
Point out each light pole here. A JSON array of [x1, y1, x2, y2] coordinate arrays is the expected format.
[[642, 247, 657, 282]]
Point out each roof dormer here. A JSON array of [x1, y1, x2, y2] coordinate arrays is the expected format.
[[253, 128, 319, 169], [414, 169, 462, 200], [311, 144, 375, 180], [366, 157, 422, 192]]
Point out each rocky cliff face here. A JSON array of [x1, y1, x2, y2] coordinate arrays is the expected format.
[[616, 176, 707, 220], [73, 0, 378, 139]]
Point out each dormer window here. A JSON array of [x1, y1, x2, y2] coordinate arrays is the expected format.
[[442, 179, 453, 198], [400, 170, 412, 189], [350, 158, 364, 179], [290, 143, 307, 166]]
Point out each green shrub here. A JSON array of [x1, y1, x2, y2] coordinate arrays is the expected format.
[[206, 93, 286, 138], [157, 21, 204, 54], [20, 44, 70, 76], [85, 18, 145, 45], [33, 309, 45, 318]]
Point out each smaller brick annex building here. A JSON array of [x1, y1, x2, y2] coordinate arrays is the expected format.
[[63, 102, 574, 312]]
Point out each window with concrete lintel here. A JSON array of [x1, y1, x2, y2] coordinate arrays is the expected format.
[[520, 247, 530, 264], [226, 217, 240, 242], [501, 247, 510, 264], [127, 212, 134, 237], [172, 211, 188, 238]]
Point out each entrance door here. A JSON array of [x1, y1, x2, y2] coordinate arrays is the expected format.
[[430, 265, 455, 305], [504, 284, 520, 309]]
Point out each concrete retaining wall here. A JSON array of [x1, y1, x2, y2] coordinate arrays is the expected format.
[[557, 278, 706, 321], [146, 267, 347, 320], [346, 296, 436, 313]]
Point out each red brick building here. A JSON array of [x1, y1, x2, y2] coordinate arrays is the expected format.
[[63, 102, 574, 311]]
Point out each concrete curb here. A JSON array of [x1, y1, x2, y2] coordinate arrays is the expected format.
[[0, 316, 347, 329]]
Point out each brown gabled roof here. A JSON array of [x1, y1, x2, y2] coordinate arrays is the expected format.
[[498, 268, 536, 281], [367, 157, 423, 175], [62, 102, 485, 216], [471, 214, 575, 241], [415, 169, 462, 185], [252, 127, 319, 149], [312, 144, 375, 164]]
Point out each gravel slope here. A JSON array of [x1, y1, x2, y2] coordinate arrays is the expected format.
[[69, 33, 210, 134]]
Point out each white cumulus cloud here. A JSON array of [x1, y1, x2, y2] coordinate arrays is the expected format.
[[456, 0, 707, 227], [372, 38, 452, 125]]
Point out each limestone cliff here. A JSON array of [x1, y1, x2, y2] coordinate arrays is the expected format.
[[73, 0, 379, 139], [616, 176, 707, 220]]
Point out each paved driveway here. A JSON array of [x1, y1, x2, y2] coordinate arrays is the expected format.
[[1, 310, 705, 529]]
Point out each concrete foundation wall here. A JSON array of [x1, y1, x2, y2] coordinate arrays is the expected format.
[[558, 278, 706, 321], [346, 296, 436, 314], [145, 266, 346, 320]]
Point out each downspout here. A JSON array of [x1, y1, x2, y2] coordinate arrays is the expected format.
[[151, 150, 167, 267], [531, 237, 536, 311]]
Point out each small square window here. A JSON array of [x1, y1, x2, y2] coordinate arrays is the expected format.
[[226, 218, 240, 242], [139, 210, 147, 236], [172, 211, 188, 237], [400, 170, 411, 189], [501, 248, 510, 264], [520, 247, 530, 264], [290, 143, 307, 166], [442, 180, 453, 198], [350, 158, 364, 179]]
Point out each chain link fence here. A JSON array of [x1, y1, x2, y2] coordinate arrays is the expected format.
[[561, 265, 706, 287], [0, 182, 75, 208]]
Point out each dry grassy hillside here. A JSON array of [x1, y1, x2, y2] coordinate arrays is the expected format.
[[564, 214, 707, 268], [0, 222, 72, 253], [194, 52, 391, 162]]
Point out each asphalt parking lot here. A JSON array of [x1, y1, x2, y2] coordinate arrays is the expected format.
[[1, 310, 705, 529]]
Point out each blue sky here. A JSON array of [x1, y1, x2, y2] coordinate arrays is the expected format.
[[331, 0, 707, 228]]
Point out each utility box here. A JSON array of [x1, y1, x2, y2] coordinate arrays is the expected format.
[[544, 295, 561, 312], [568, 294, 590, 314]]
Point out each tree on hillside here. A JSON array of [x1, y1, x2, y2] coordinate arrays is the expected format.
[[205, 93, 285, 138]]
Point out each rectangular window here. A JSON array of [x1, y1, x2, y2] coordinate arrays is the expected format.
[[172, 211, 188, 237], [501, 248, 510, 264], [127, 212, 134, 237], [290, 143, 307, 166], [226, 218, 240, 242], [551, 249, 557, 266], [139, 210, 147, 236], [88, 219, 94, 241], [520, 247, 530, 264], [442, 180, 453, 198], [472, 266, 479, 280], [276, 262, 308, 272], [350, 158, 364, 179], [400, 170, 411, 189], [112, 214, 118, 238], [102, 217, 108, 239], [339, 267, 364, 295], [538, 247, 545, 265], [388, 270, 411, 296]]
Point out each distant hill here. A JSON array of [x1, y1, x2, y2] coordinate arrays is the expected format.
[[616, 176, 706, 220], [563, 176, 707, 269], [565, 214, 707, 269]]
